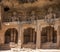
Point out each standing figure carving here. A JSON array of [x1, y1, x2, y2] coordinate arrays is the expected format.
[[45, 7, 56, 25]]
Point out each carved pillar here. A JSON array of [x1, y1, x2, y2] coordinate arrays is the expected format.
[[30, 29, 32, 42], [57, 26, 60, 48], [36, 21, 41, 49], [51, 28, 52, 42], [14, 30, 16, 42], [33, 30, 35, 43], [47, 29, 50, 42], [18, 23, 22, 48], [21, 28, 24, 44], [11, 29, 13, 42]]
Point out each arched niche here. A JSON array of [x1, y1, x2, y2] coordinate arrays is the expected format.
[[4, 28, 18, 44]]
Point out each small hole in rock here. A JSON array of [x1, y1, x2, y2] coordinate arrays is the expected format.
[[4, 7, 10, 12]]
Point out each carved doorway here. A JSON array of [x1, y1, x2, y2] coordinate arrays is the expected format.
[[41, 26, 57, 49], [5, 28, 18, 44], [23, 27, 36, 48]]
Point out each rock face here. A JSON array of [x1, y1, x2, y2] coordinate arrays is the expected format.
[[0, 0, 59, 7], [0, 0, 59, 22], [0, 0, 60, 50], [0, 0, 59, 23]]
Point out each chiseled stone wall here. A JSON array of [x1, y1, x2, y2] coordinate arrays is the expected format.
[[0, 23, 19, 44], [0, 19, 60, 49]]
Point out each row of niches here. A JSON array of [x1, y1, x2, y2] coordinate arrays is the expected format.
[[3, 11, 60, 22], [2, 3, 60, 22]]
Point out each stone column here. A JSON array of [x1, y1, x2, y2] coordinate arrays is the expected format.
[[30, 29, 32, 42], [21, 28, 24, 44], [33, 31, 35, 43], [11, 30, 13, 42], [47, 30, 50, 42], [36, 21, 41, 49], [57, 26, 60, 48], [51, 27, 53, 42], [14, 30, 16, 42], [18, 23, 22, 48]]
